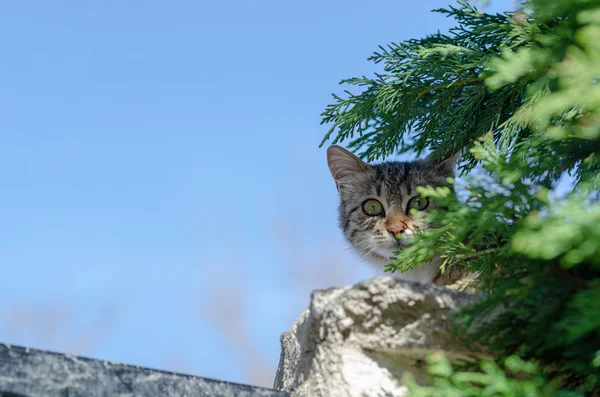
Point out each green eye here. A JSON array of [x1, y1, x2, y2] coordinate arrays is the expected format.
[[362, 199, 384, 216], [407, 196, 429, 212]]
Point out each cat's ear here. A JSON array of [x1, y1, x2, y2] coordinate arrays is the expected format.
[[327, 145, 371, 184], [424, 151, 461, 176]]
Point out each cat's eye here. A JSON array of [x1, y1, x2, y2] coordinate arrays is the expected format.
[[407, 196, 429, 212], [362, 199, 384, 216]]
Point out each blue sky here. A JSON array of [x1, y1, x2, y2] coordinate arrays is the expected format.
[[0, 0, 515, 388]]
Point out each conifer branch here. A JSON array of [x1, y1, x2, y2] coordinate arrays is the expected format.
[[417, 76, 484, 98]]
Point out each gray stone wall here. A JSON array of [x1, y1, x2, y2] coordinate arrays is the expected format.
[[0, 344, 288, 397]]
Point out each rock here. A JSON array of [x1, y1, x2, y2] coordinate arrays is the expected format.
[[0, 344, 288, 397], [273, 276, 486, 397]]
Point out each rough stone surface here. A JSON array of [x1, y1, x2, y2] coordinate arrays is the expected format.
[[0, 344, 288, 397], [273, 276, 486, 397]]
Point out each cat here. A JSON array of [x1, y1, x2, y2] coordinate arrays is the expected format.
[[326, 145, 457, 283]]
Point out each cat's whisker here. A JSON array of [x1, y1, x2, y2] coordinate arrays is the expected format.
[[352, 236, 379, 247], [354, 238, 375, 247], [355, 242, 373, 253], [359, 249, 374, 262], [358, 244, 379, 262]]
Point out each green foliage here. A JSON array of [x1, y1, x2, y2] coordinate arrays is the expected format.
[[404, 353, 575, 397], [321, 0, 600, 395]]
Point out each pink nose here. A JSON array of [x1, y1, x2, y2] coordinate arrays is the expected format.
[[387, 226, 405, 236]]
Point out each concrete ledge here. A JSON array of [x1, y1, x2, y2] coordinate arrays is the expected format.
[[274, 276, 485, 397], [0, 344, 288, 397]]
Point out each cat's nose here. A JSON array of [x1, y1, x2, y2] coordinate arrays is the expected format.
[[387, 226, 405, 239]]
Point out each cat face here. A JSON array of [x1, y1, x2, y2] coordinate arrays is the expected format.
[[327, 145, 456, 265]]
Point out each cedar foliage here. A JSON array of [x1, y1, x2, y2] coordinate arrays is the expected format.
[[320, 0, 600, 395]]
